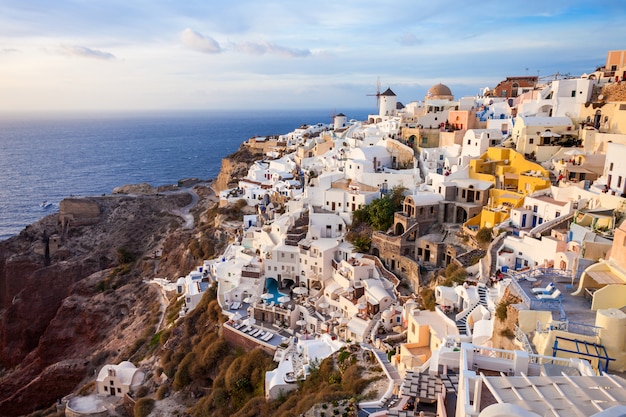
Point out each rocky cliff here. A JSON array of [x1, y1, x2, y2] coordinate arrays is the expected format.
[[0, 187, 208, 416], [213, 146, 264, 193]]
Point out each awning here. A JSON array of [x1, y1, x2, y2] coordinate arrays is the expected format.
[[586, 270, 624, 285]]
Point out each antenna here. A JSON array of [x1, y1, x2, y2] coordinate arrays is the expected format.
[[366, 77, 381, 110]]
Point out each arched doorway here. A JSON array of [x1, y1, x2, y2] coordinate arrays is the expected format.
[[395, 222, 405, 236], [456, 207, 468, 223]]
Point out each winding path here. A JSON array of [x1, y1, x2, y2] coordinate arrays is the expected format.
[[170, 189, 199, 229]]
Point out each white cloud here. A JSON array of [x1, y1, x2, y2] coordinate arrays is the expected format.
[[59, 45, 115, 60], [180, 28, 221, 54], [396, 33, 423, 46], [234, 41, 311, 58]]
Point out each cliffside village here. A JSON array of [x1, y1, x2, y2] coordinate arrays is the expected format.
[[69, 50, 626, 417]]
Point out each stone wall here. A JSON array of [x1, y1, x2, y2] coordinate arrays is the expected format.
[[59, 198, 101, 228], [222, 325, 277, 356]]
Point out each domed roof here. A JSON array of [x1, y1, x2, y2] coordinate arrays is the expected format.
[[427, 83, 453, 99]]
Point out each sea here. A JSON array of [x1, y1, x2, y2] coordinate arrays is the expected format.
[[0, 109, 370, 241]]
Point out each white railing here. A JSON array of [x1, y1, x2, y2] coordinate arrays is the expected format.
[[514, 324, 534, 354]]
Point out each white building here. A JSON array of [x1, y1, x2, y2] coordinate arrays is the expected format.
[[96, 361, 144, 398], [603, 142, 626, 196], [517, 77, 595, 118]]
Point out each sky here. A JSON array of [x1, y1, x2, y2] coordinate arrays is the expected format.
[[1, 0, 626, 113]]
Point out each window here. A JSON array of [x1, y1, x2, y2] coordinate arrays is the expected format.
[[422, 137, 427, 144], [610, 162, 614, 171], [467, 140, 471, 145], [571, 90, 576, 97], [462, 190, 466, 198], [104, 386, 108, 391], [281, 252, 284, 258], [619, 177, 623, 188], [110, 381, 114, 386], [290, 253, 294, 259], [117, 388, 121, 394], [555, 211, 560, 217], [529, 138, 534, 144]]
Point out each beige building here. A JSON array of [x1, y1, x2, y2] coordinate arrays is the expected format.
[[96, 361, 144, 398]]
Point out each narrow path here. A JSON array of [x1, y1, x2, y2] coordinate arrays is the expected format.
[[170, 189, 199, 229]]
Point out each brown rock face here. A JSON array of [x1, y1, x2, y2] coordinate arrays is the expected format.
[[0, 191, 198, 416], [213, 146, 263, 193]]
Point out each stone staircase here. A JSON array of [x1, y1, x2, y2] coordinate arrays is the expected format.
[[456, 284, 488, 336], [478, 284, 488, 308]]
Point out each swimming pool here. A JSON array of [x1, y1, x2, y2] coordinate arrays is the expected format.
[[265, 278, 288, 304]]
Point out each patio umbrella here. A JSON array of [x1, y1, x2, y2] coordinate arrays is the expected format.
[[278, 295, 291, 303], [565, 148, 585, 156], [540, 131, 561, 137], [331, 311, 342, 318], [293, 287, 308, 295], [261, 293, 273, 300], [296, 319, 307, 329], [318, 302, 329, 309], [243, 297, 252, 304]]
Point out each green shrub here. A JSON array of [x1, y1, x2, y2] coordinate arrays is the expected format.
[[496, 300, 511, 321], [500, 328, 515, 339], [476, 227, 493, 244], [134, 385, 149, 398], [156, 383, 170, 400], [420, 288, 436, 311], [133, 398, 154, 417]]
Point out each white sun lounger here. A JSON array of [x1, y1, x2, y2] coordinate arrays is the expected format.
[[532, 282, 555, 294], [263, 333, 274, 342], [537, 289, 561, 300]]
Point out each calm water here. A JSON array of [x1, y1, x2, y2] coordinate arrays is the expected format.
[[0, 109, 369, 241]]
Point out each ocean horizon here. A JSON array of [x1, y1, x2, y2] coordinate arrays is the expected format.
[[0, 108, 371, 241]]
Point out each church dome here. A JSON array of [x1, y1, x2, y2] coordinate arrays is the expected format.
[[427, 83, 453, 100]]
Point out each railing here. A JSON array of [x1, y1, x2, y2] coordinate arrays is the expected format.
[[527, 212, 574, 239], [507, 278, 531, 308], [536, 319, 603, 337], [514, 324, 534, 354]]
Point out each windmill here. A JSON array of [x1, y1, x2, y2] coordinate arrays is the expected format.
[[366, 77, 381, 110]]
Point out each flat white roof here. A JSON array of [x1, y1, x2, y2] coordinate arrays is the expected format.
[[483, 374, 626, 416]]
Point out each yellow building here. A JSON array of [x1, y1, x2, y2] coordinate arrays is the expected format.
[[465, 148, 551, 230], [395, 302, 458, 376]]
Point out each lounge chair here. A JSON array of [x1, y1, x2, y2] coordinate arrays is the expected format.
[[532, 282, 555, 294], [263, 333, 274, 342], [531, 279, 543, 288], [537, 289, 561, 300], [242, 326, 251, 333]]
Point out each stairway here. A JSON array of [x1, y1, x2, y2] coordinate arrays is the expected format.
[[305, 304, 316, 316], [478, 284, 488, 308], [455, 286, 488, 336]]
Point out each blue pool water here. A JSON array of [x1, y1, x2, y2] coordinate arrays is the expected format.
[[264, 278, 287, 304]]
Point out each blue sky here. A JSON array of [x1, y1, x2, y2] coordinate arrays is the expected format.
[[1, 0, 625, 112]]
